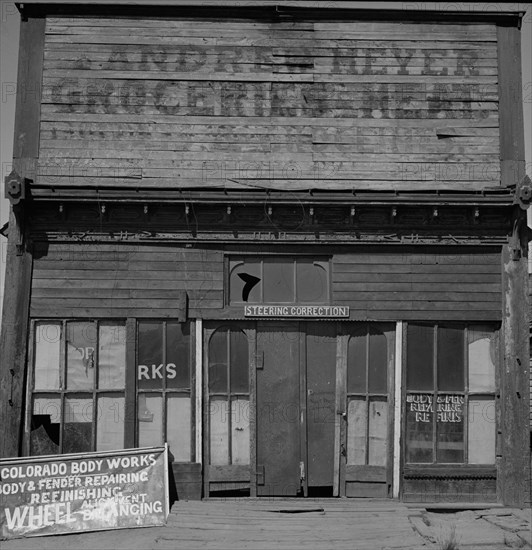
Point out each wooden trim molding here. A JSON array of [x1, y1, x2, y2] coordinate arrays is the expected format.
[[195, 319, 203, 466], [392, 321, 403, 498], [403, 467, 497, 480], [497, 25, 526, 189], [497, 22, 530, 508], [0, 13, 45, 457], [0, 209, 33, 458]]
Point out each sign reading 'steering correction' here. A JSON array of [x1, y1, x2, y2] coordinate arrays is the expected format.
[[244, 305, 350, 318], [0, 445, 169, 540]]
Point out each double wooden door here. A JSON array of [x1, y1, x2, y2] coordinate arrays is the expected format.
[[204, 321, 395, 497], [256, 322, 337, 496]]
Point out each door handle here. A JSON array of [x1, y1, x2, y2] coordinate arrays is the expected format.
[[256, 465, 265, 485]]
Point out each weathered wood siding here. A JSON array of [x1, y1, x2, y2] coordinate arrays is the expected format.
[[30, 243, 224, 318], [38, 17, 500, 191], [332, 249, 501, 320], [31, 244, 501, 322]]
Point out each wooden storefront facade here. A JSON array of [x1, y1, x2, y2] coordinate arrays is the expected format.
[[1, 1, 530, 506]]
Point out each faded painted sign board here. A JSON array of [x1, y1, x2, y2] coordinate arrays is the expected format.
[[0, 445, 169, 539], [244, 305, 350, 318]]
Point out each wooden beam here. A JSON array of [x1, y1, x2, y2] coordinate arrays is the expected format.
[[500, 220, 531, 507], [497, 25, 526, 189], [12, 17, 45, 171], [332, 329, 343, 497], [123, 318, 136, 448], [247, 325, 257, 498], [497, 23, 530, 507], [393, 321, 403, 499], [337, 333, 348, 497], [0, 15, 45, 459], [17, 2, 524, 28], [195, 319, 203, 466], [0, 208, 33, 458]]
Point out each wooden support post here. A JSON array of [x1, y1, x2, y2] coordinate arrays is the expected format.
[[0, 208, 33, 458], [195, 319, 203, 465], [393, 322, 403, 499], [0, 15, 44, 458], [247, 325, 257, 498], [124, 318, 137, 448], [497, 22, 530, 506], [501, 215, 531, 506], [334, 333, 348, 497]]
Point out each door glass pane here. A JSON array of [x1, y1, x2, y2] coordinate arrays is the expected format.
[[368, 398, 387, 466], [167, 395, 191, 461], [138, 393, 163, 447], [63, 397, 93, 453], [406, 324, 433, 391], [209, 396, 229, 465], [436, 394, 464, 463], [347, 397, 367, 465], [468, 397, 496, 464], [263, 259, 294, 303], [96, 394, 124, 451], [231, 397, 250, 465], [209, 329, 228, 393], [166, 322, 190, 389], [347, 327, 366, 394], [405, 393, 433, 463], [31, 396, 61, 455], [230, 259, 261, 303], [368, 326, 388, 393], [138, 321, 164, 390], [98, 323, 126, 390], [468, 326, 496, 392], [66, 322, 96, 390], [34, 322, 62, 390], [296, 260, 328, 303], [438, 325, 464, 392], [230, 329, 249, 393]]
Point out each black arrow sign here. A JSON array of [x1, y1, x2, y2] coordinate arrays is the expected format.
[[238, 273, 261, 302]]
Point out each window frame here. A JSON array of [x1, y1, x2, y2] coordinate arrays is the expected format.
[[227, 255, 332, 306], [403, 322, 499, 466], [135, 319, 194, 461], [25, 318, 128, 456], [25, 317, 195, 462]]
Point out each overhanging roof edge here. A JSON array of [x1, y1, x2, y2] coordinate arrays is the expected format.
[[15, 2, 525, 24]]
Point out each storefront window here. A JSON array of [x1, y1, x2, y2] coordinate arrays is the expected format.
[[137, 320, 191, 461], [30, 320, 126, 455], [229, 257, 330, 304], [405, 323, 497, 465], [29, 319, 192, 461]]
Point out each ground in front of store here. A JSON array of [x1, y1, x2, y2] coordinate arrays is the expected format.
[[2, 498, 531, 550]]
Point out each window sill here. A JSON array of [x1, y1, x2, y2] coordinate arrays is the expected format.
[[403, 465, 496, 479]]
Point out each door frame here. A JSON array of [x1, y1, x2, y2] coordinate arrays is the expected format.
[[337, 322, 396, 498], [202, 321, 255, 497], [201, 320, 399, 498]]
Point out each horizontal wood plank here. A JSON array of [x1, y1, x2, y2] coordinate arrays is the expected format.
[[332, 250, 501, 320], [207, 465, 251, 482], [30, 243, 224, 317], [345, 465, 387, 482], [38, 15, 501, 193]]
